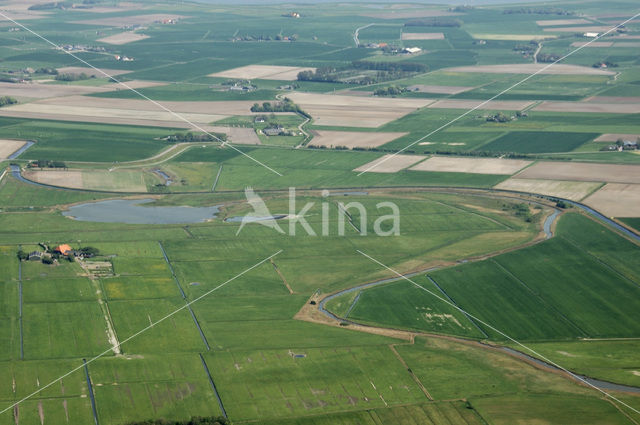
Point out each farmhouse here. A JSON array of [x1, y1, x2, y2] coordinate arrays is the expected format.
[[584, 32, 599, 38], [55, 244, 73, 256]]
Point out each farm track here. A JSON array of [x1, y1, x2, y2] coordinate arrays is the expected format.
[[307, 207, 640, 395]]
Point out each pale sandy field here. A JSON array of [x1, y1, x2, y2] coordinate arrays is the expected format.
[[584, 184, 640, 217], [515, 162, 640, 184], [309, 130, 407, 149], [428, 99, 533, 110], [401, 32, 445, 40], [446, 63, 614, 75], [210, 65, 317, 81], [534, 101, 640, 114], [570, 41, 614, 47], [0, 139, 27, 159], [108, 80, 168, 89], [287, 92, 432, 128], [407, 84, 474, 94], [76, 14, 185, 27], [614, 42, 640, 48], [205, 126, 261, 145], [98, 32, 150, 45], [354, 154, 426, 173], [536, 19, 592, 26], [495, 178, 601, 201], [24, 169, 147, 192], [594, 134, 640, 142], [585, 97, 640, 104], [410, 157, 531, 175], [0, 81, 111, 99], [1, 103, 225, 126]]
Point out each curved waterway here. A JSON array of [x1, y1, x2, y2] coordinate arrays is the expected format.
[[317, 208, 640, 393], [63, 199, 220, 224]]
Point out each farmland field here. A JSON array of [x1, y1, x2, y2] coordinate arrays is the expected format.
[[0, 0, 639, 424]]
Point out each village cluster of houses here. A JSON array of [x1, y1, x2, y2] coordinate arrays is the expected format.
[[62, 44, 106, 53]]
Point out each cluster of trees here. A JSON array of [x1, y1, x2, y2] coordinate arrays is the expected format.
[[405, 18, 461, 27], [513, 41, 538, 54], [30, 159, 67, 169], [374, 85, 409, 97], [0, 96, 17, 107], [537, 53, 561, 63], [124, 417, 229, 425], [250, 99, 310, 118], [55, 72, 93, 82], [35, 67, 59, 75], [166, 132, 226, 143], [486, 112, 512, 123], [503, 7, 571, 15], [507, 203, 535, 222], [297, 67, 339, 82]]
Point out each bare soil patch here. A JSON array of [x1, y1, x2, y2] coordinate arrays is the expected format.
[[428, 99, 533, 111], [516, 161, 640, 184], [407, 84, 474, 94], [495, 178, 600, 201], [447, 63, 614, 75], [354, 154, 426, 173], [210, 65, 316, 81], [570, 41, 613, 47], [612, 35, 640, 40], [308, 130, 407, 149], [534, 101, 640, 114], [410, 156, 531, 175], [536, 19, 592, 26], [401, 32, 444, 40], [75, 14, 186, 27], [584, 184, 640, 217], [106, 80, 168, 89], [98, 32, 150, 45], [288, 92, 433, 128], [3, 102, 224, 126], [57, 67, 132, 77], [24, 169, 147, 192], [0, 139, 27, 159], [594, 133, 640, 142]]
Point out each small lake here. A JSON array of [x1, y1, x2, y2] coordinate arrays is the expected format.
[[63, 199, 220, 224]]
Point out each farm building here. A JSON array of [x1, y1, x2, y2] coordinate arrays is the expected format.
[[403, 47, 422, 54], [55, 244, 72, 255], [28, 251, 43, 261]]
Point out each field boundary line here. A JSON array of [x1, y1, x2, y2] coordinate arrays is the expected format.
[[388, 344, 434, 400], [0, 12, 282, 177], [357, 10, 640, 175], [0, 250, 282, 416], [357, 249, 640, 417]]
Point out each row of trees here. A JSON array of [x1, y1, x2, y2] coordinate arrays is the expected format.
[[166, 132, 226, 143], [374, 85, 409, 97], [250, 99, 310, 118], [29, 159, 67, 169], [55, 72, 93, 82]]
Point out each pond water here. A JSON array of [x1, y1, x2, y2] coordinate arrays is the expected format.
[[63, 199, 220, 224]]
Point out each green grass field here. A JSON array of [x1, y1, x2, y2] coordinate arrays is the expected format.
[[0, 0, 639, 424]]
